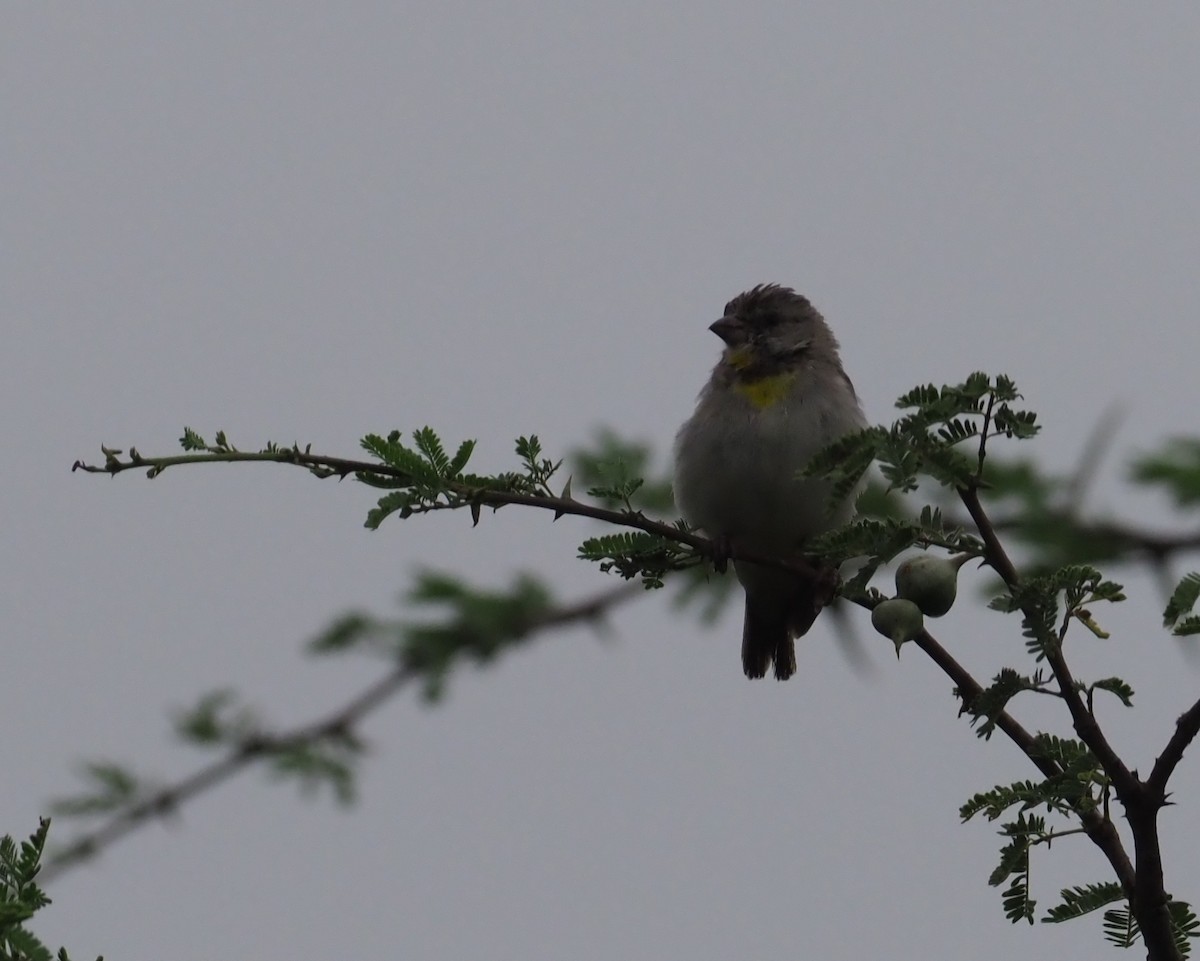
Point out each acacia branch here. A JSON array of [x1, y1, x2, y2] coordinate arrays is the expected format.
[[1148, 696, 1200, 797], [42, 582, 638, 883], [958, 482, 1184, 959], [957, 484, 1139, 796], [73, 445, 823, 579], [912, 627, 1136, 899]]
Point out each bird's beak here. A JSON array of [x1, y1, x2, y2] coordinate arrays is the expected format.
[[708, 316, 741, 345]]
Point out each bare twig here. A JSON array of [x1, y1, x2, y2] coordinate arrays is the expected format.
[[1064, 405, 1125, 516], [1148, 697, 1200, 797]]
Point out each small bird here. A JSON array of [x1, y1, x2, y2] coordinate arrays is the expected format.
[[673, 285, 866, 679]]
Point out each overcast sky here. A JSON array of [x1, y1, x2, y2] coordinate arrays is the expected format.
[[6, 4, 1200, 959]]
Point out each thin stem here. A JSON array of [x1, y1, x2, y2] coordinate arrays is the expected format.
[[975, 392, 995, 480], [75, 446, 823, 579]]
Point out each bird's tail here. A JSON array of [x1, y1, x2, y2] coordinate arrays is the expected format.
[[741, 579, 820, 680]]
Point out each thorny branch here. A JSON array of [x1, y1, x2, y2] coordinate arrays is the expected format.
[[73, 446, 822, 580], [958, 481, 1186, 961]]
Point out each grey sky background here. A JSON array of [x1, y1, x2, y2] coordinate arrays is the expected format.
[[6, 3, 1200, 959]]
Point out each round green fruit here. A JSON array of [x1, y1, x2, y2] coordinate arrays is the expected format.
[[871, 597, 925, 655], [895, 554, 969, 618]]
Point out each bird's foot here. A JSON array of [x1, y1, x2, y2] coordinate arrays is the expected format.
[[709, 533, 734, 574]]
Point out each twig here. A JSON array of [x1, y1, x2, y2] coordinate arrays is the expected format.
[[1063, 405, 1125, 516], [957, 485, 1138, 795], [42, 583, 639, 882], [1147, 696, 1200, 797], [74, 447, 822, 580]]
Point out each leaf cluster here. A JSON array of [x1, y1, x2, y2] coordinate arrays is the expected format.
[[360, 428, 485, 527], [0, 819, 96, 961], [809, 373, 1038, 499], [569, 429, 675, 514], [308, 570, 562, 702], [987, 564, 1126, 659], [961, 735, 1105, 824], [809, 505, 982, 603], [1164, 572, 1200, 638], [1132, 439, 1200, 509], [577, 529, 694, 589]]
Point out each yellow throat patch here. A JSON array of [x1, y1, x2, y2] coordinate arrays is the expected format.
[[724, 348, 798, 409], [731, 371, 798, 410]]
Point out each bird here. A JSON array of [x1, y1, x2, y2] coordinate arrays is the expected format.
[[673, 284, 867, 679]]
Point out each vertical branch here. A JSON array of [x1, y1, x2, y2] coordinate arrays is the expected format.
[[956, 481, 1180, 960]]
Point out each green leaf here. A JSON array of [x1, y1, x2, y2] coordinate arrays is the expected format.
[[412, 426, 450, 475], [990, 812, 1042, 885], [1173, 615, 1200, 637], [514, 435, 564, 491], [1029, 734, 1097, 773], [399, 570, 556, 689], [308, 612, 373, 655], [1131, 437, 1200, 507], [1103, 906, 1138, 948], [961, 668, 1050, 739], [1001, 876, 1036, 925], [578, 531, 683, 587], [173, 689, 243, 744], [1043, 882, 1124, 923], [447, 439, 476, 476], [937, 417, 979, 444], [991, 405, 1039, 439], [0, 819, 73, 961], [961, 780, 1062, 821], [925, 443, 978, 487], [515, 434, 542, 466], [1170, 900, 1200, 958], [1164, 573, 1200, 629], [361, 432, 439, 482], [364, 490, 417, 529], [268, 740, 359, 805], [50, 763, 141, 816], [1089, 677, 1134, 707], [3, 926, 54, 961], [179, 426, 206, 450], [569, 431, 674, 512]]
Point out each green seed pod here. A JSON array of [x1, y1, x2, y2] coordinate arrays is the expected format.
[[895, 554, 970, 618], [871, 597, 925, 656]]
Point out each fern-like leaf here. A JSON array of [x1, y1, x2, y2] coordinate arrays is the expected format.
[[447, 439, 476, 476], [1103, 906, 1139, 948], [1089, 677, 1134, 707], [1171, 900, 1200, 959], [1164, 573, 1200, 629], [1043, 882, 1124, 922], [412, 426, 450, 475]]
